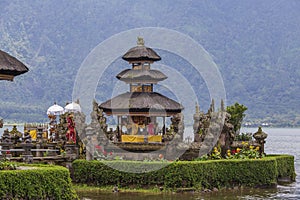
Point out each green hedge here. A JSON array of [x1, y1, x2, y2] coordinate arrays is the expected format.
[[272, 154, 296, 181], [72, 155, 295, 189], [0, 164, 78, 200]]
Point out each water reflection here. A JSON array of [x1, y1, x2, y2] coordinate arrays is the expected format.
[[78, 187, 280, 200]]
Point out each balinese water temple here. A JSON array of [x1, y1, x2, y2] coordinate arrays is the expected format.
[[0, 38, 268, 163], [99, 37, 184, 144]]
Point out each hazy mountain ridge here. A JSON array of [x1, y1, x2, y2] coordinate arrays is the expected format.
[[0, 0, 299, 126]]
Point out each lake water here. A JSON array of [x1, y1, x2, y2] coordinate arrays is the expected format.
[[78, 128, 300, 200]]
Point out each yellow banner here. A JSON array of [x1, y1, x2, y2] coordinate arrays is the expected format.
[[121, 135, 162, 143], [29, 130, 37, 140], [148, 135, 162, 142]]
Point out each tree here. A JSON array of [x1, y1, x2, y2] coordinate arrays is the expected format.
[[226, 102, 248, 134]]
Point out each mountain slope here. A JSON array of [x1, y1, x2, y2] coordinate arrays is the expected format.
[[0, 0, 299, 126]]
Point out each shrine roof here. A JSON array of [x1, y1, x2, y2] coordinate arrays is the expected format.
[[0, 49, 29, 80], [116, 69, 167, 83], [99, 92, 183, 115], [122, 45, 161, 62]]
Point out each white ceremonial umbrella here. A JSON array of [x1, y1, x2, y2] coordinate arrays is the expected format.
[[64, 102, 81, 113], [47, 103, 64, 115]]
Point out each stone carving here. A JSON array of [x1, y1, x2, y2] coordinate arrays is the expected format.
[[193, 100, 235, 157], [23, 131, 32, 143], [92, 100, 107, 131], [253, 127, 268, 155], [74, 111, 86, 140], [1, 129, 11, 143], [48, 114, 58, 142], [164, 113, 185, 143]]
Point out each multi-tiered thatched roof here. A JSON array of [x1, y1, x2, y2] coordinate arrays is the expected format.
[[99, 38, 183, 116], [122, 45, 161, 62], [116, 69, 167, 83], [100, 92, 183, 116]]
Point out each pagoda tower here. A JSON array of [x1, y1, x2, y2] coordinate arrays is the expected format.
[[100, 37, 183, 143]]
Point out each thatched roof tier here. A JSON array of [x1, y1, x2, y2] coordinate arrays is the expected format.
[[99, 92, 183, 116], [0, 50, 29, 81], [122, 45, 161, 62], [116, 69, 167, 83]]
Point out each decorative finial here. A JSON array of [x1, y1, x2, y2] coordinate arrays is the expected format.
[[195, 102, 200, 114], [258, 126, 262, 132], [208, 99, 215, 113], [221, 99, 225, 112], [137, 37, 144, 46]]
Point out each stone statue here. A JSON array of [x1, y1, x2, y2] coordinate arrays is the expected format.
[[48, 114, 58, 142], [66, 113, 76, 143], [219, 112, 235, 157], [23, 131, 32, 143], [137, 36, 145, 46]]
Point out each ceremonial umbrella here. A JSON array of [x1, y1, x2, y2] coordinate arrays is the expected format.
[[47, 103, 65, 115], [0, 49, 29, 81], [64, 102, 81, 113]]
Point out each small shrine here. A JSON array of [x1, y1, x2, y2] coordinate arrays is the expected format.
[[0, 102, 85, 164], [99, 37, 184, 144]]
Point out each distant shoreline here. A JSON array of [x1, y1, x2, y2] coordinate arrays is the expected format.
[[1, 123, 300, 128]]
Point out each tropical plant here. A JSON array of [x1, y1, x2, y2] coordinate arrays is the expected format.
[[227, 102, 248, 134], [0, 160, 17, 170], [234, 132, 253, 141]]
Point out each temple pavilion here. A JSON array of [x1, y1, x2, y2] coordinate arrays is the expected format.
[[99, 37, 183, 143]]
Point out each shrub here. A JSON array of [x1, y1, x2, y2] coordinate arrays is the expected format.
[[72, 155, 295, 190], [0, 160, 18, 170], [234, 132, 253, 141], [0, 164, 78, 199], [272, 154, 296, 181]]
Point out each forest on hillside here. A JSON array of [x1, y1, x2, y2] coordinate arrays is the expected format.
[[0, 0, 300, 127]]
